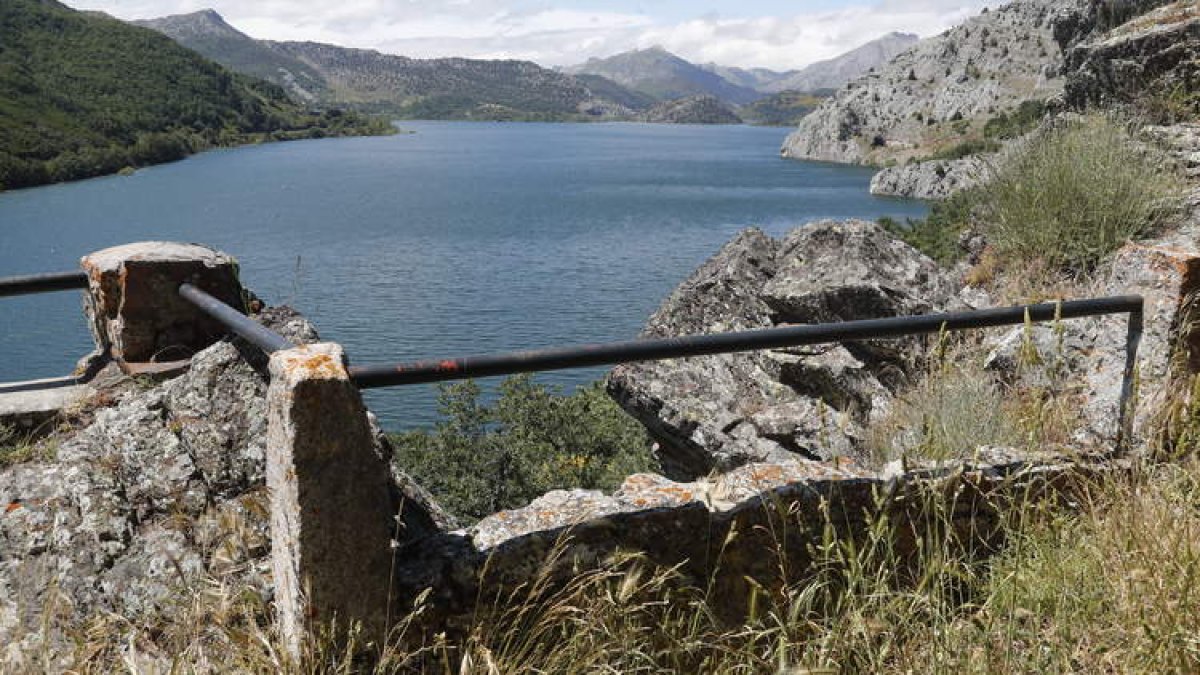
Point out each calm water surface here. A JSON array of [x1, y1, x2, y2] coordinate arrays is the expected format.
[[0, 121, 926, 428]]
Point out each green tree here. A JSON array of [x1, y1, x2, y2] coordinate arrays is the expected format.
[[391, 375, 656, 522]]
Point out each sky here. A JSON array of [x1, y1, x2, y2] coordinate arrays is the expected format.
[[70, 0, 994, 71]]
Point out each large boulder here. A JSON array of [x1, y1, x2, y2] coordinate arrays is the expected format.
[[607, 220, 959, 480], [869, 156, 992, 200]]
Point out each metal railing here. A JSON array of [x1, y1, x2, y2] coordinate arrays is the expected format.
[[0, 270, 88, 298], [0, 270, 93, 393], [177, 283, 1144, 441], [1, 270, 1146, 442]]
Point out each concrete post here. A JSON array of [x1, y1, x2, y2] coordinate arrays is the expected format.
[[266, 343, 396, 659], [80, 242, 243, 366]]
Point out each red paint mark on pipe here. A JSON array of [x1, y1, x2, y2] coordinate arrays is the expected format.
[[438, 360, 459, 371]]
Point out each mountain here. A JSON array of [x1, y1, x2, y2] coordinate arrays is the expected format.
[[566, 47, 763, 105], [765, 32, 920, 93], [133, 10, 326, 103], [0, 0, 387, 191], [782, 0, 1090, 165], [138, 10, 649, 121], [700, 64, 795, 92]]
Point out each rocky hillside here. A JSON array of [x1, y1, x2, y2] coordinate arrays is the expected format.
[[567, 46, 763, 105], [138, 10, 647, 121], [133, 9, 326, 103], [1065, 0, 1200, 115], [782, 0, 1089, 165], [765, 32, 920, 94], [639, 95, 743, 125]]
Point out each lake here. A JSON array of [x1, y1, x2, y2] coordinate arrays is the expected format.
[[0, 121, 927, 429]]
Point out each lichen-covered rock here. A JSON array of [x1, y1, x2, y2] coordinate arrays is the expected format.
[[870, 156, 992, 200], [0, 307, 445, 663], [1086, 241, 1200, 443], [607, 220, 959, 480], [1064, 2, 1200, 112], [761, 220, 959, 323]]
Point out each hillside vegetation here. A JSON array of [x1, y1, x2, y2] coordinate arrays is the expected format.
[[0, 0, 390, 190]]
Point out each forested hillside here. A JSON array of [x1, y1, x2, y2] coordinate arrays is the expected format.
[[0, 0, 389, 190]]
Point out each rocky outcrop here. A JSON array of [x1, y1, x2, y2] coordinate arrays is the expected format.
[[639, 95, 742, 125], [0, 307, 448, 664], [781, 0, 1087, 165], [869, 155, 992, 199], [606, 220, 958, 481], [1065, 2, 1200, 111]]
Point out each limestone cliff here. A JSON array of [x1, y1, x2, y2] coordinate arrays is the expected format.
[[780, 0, 1086, 165]]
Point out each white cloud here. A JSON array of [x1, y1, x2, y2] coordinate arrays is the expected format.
[[69, 0, 992, 70]]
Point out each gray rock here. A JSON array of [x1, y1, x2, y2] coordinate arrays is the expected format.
[[607, 220, 959, 480], [1065, 4, 1200, 112], [0, 307, 445, 660], [782, 0, 1088, 165], [761, 220, 959, 324], [384, 449, 1128, 639], [870, 156, 992, 200]]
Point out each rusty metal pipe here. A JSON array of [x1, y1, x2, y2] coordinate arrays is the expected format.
[[178, 283, 294, 354], [349, 295, 1145, 389], [0, 270, 88, 297]]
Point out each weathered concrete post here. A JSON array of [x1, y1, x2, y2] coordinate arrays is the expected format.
[[266, 343, 396, 659], [80, 242, 243, 368]]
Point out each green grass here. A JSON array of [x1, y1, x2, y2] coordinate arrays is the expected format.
[[979, 114, 1185, 272], [0, 423, 55, 468]]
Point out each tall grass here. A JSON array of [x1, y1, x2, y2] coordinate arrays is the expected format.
[[16, 456, 1200, 673], [980, 115, 1185, 272]]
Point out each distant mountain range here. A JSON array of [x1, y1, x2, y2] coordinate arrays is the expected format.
[[759, 32, 920, 93], [135, 10, 649, 121], [137, 10, 914, 123], [567, 33, 919, 103], [565, 47, 763, 105]]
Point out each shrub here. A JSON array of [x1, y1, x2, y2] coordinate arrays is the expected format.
[[390, 375, 655, 522], [979, 114, 1185, 272], [983, 99, 1046, 140], [880, 188, 977, 265]]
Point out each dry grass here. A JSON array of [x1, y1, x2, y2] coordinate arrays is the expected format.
[[8, 452, 1198, 674]]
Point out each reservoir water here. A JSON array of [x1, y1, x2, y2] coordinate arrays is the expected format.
[[0, 121, 927, 429]]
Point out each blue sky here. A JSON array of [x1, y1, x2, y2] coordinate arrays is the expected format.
[[72, 0, 991, 70]]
